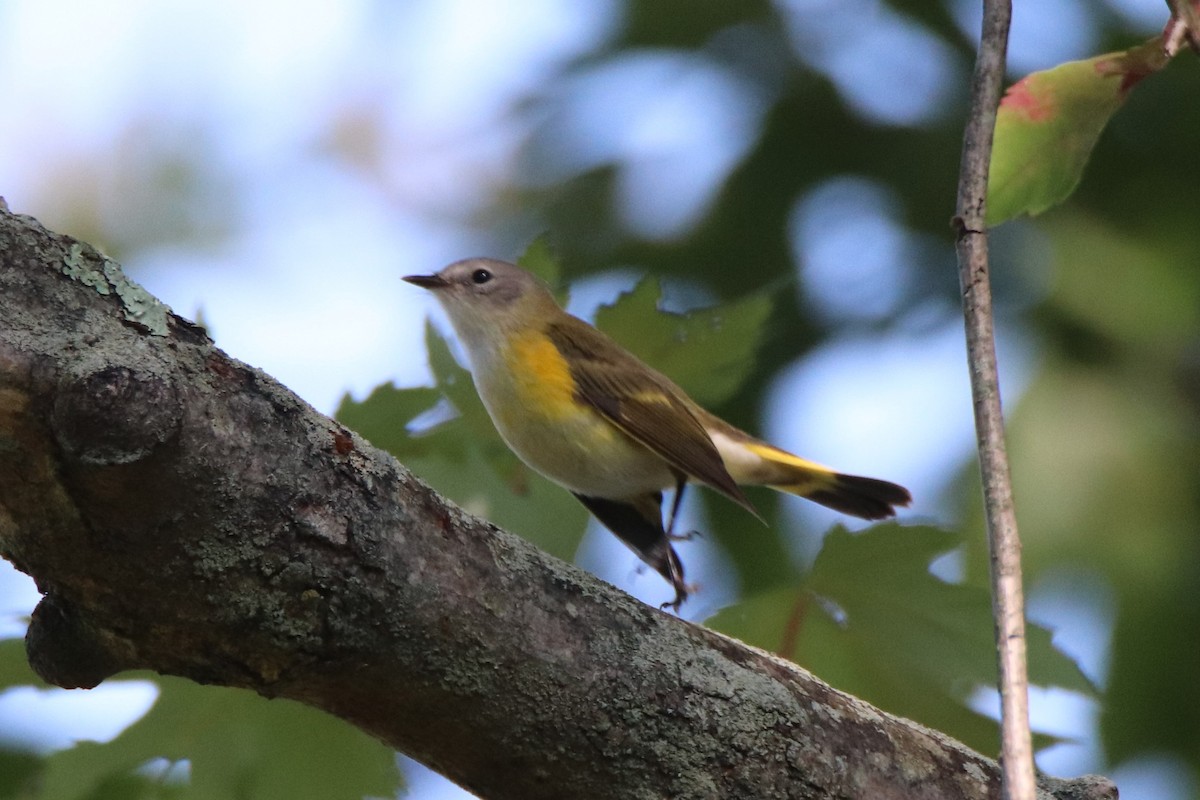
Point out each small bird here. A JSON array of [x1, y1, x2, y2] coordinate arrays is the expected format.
[[404, 259, 910, 609]]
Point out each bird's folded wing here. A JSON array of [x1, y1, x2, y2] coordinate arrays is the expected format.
[[547, 320, 755, 515]]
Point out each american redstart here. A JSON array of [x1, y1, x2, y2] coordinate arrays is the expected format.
[[404, 259, 910, 609]]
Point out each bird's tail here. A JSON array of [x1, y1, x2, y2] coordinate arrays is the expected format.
[[702, 416, 911, 521], [767, 450, 911, 519]]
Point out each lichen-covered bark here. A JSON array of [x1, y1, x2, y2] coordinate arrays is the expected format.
[[0, 208, 1114, 800]]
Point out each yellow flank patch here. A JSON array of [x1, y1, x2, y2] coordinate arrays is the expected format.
[[504, 330, 581, 419], [744, 442, 836, 476]]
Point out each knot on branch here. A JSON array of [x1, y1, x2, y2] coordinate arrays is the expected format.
[[25, 594, 133, 689], [52, 365, 180, 465]]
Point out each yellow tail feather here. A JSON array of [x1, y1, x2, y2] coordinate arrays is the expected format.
[[775, 472, 911, 520], [741, 442, 911, 520]]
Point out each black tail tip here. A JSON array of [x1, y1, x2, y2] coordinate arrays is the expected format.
[[810, 474, 912, 521]]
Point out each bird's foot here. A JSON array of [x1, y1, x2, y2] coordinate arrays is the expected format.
[[666, 528, 702, 542], [659, 581, 698, 614]]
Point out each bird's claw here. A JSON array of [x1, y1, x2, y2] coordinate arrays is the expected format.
[[659, 581, 698, 614], [667, 528, 702, 542]]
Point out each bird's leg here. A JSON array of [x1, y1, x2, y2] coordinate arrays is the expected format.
[[665, 480, 684, 538], [665, 475, 700, 542], [658, 547, 692, 613], [573, 491, 693, 610]]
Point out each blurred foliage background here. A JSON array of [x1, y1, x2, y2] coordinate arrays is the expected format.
[[1, 1, 1198, 798]]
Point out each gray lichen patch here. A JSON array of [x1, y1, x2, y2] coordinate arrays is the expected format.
[[61, 242, 172, 336], [61, 243, 111, 295]]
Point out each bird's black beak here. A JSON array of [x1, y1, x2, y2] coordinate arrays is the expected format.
[[402, 273, 448, 290]]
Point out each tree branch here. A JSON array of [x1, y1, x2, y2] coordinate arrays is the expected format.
[[953, 3, 1037, 800], [0, 208, 1113, 800]]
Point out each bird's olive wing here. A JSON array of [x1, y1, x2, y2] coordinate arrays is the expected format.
[[546, 320, 755, 514]]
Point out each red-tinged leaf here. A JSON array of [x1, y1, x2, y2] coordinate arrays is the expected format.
[[987, 38, 1170, 225]]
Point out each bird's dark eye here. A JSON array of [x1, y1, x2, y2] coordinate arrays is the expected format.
[[471, 268, 493, 285]]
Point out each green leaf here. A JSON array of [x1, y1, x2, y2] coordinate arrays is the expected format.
[[334, 382, 443, 459], [808, 525, 1093, 694], [1041, 212, 1200, 346], [336, 322, 521, 475], [709, 524, 1095, 754], [516, 234, 560, 288], [41, 677, 399, 800], [0, 748, 44, 799], [0, 637, 43, 689], [401, 444, 589, 560], [75, 769, 187, 800], [594, 278, 774, 406], [988, 38, 1169, 225]]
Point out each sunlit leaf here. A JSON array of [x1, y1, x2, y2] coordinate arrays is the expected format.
[[988, 38, 1169, 224]]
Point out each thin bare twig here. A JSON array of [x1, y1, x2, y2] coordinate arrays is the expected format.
[[953, 2, 1036, 800], [1165, 0, 1200, 56]]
